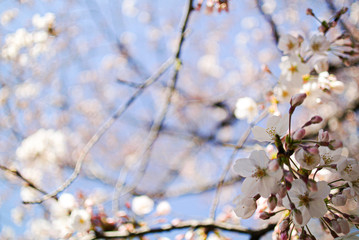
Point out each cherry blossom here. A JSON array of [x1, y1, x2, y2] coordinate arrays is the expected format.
[[295, 148, 321, 170], [283, 179, 330, 226], [278, 34, 300, 55], [252, 114, 289, 142], [233, 150, 283, 197], [234, 97, 258, 123], [279, 55, 310, 88], [132, 195, 154, 215]]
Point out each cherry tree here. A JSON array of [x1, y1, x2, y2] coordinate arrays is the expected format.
[[0, 0, 359, 239]]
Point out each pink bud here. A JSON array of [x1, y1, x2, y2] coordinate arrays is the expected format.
[[294, 209, 303, 225], [290, 93, 307, 107], [268, 194, 277, 211], [310, 116, 323, 124], [338, 218, 350, 235], [268, 159, 279, 172], [284, 171, 294, 182], [280, 219, 289, 232], [330, 140, 343, 150], [307, 146, 319, 155], [259, 211, 272, 220], [278, 184, 287, 198], [318, 129, 330, 142], [331, 220, 342, 233], [331, 194, 347, 206], [342, 188, 353, 199], [308, 180, 318, 192], [350, 215, 359, 224], [293, 128, 306, 140], [280, 232, 288, 240], [306, 8, 314, 16]]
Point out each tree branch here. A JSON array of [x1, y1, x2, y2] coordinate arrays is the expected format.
[[94, 219, 275, 239]]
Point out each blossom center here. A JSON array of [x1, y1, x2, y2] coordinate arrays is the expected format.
[[303, 153, 315, 165], [298, 193, 312, 207], [287, 41, 295, 50], [252, 167, 267, 179], [266, 126, 277, 139], [322, 153, 333, 164], [311, 42, 321, 52], [289, 64, 298, 73]]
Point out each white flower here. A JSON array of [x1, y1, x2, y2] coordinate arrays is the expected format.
[[32, 13, 55, 29], [69, 209, 91, 232], [233, 196, 257, 219], [337, 158, 359, 182], [278, 34, 300, 54], [132, 195, 154, 215], [58, 193, 77, 210], [273, 84, 298, 103], [252, 114, 289, 142], [16, 129, 67, 166], [156, 201, 171, 216], [318, 71, 344, 94], [1, 8, 18, 26], [313, 57, 329, 73], [279, 55, 310, 88], [295, 148, 320, 170], [318, 147, 344, 166], [283, 179, 330, 226], [308, 34, 330, 55], [234, 97, 258, 123], [233, 150, 283, 197]]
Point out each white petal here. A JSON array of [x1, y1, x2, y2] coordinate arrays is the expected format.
[[308, 199, 327, 218], [252, 126, 272, 142], [250, 150, 269, 168], [241, 178, 259, 197], [311, 181, 330, 199], [233, 158, 255, 177]]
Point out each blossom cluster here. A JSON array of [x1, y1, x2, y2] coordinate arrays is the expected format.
[[233, 93, 359, 239]]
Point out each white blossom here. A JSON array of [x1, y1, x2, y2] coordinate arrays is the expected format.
[[16, 129, 67, 166], [234, 97, 258, 123], [295, 148, 320, 170], [283, 179, 330, 226], [132, 195, 154, 215], [233, 150, 283, 197], [279, 55, 310, 88], [278, 34, 300, 54], [308, 34, 330, 55], [252, 114, 289, 142], [337, 158, 359, 182], [156, 201, 171, 216], [69, 209, 91, 233]]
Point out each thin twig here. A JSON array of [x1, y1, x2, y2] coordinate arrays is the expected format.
[[111, 0, 194, 211], [94, 219, 275, 239], [256, 0, 280, 45], [209, 109, 269, 219], [0, 164, 56, 201], [23, 58, 173, 204]]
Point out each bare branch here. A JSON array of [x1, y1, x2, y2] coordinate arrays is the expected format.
[[94, 219, 275, 239]]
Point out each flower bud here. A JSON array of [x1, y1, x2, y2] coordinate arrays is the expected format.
[[278, 184, 287, 198], [350, 215, 359, 224], [290, 93, 307, 107], [331, 194, 347, 206], [310, 116, 323, 124], [268, 194, 277, 211], [279, 219, 289, 232], [284, 171, 294, 182], [259, 211, 272, 220], [329, 81, 344, 94], [329, 140, 343, 150], [306, 8, 314, 16], [330, 220, 342, 233], [293, 209, 303, 225], [280, 232, 288, 240], [318, 129, 330, 142], [308, 180, 318, 192], [337, 218, 350, 235], [268, 159, 279, 172], [293, 128, 306, 140], [307, 146, 319, 155], [342, 188, 353, 199]]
